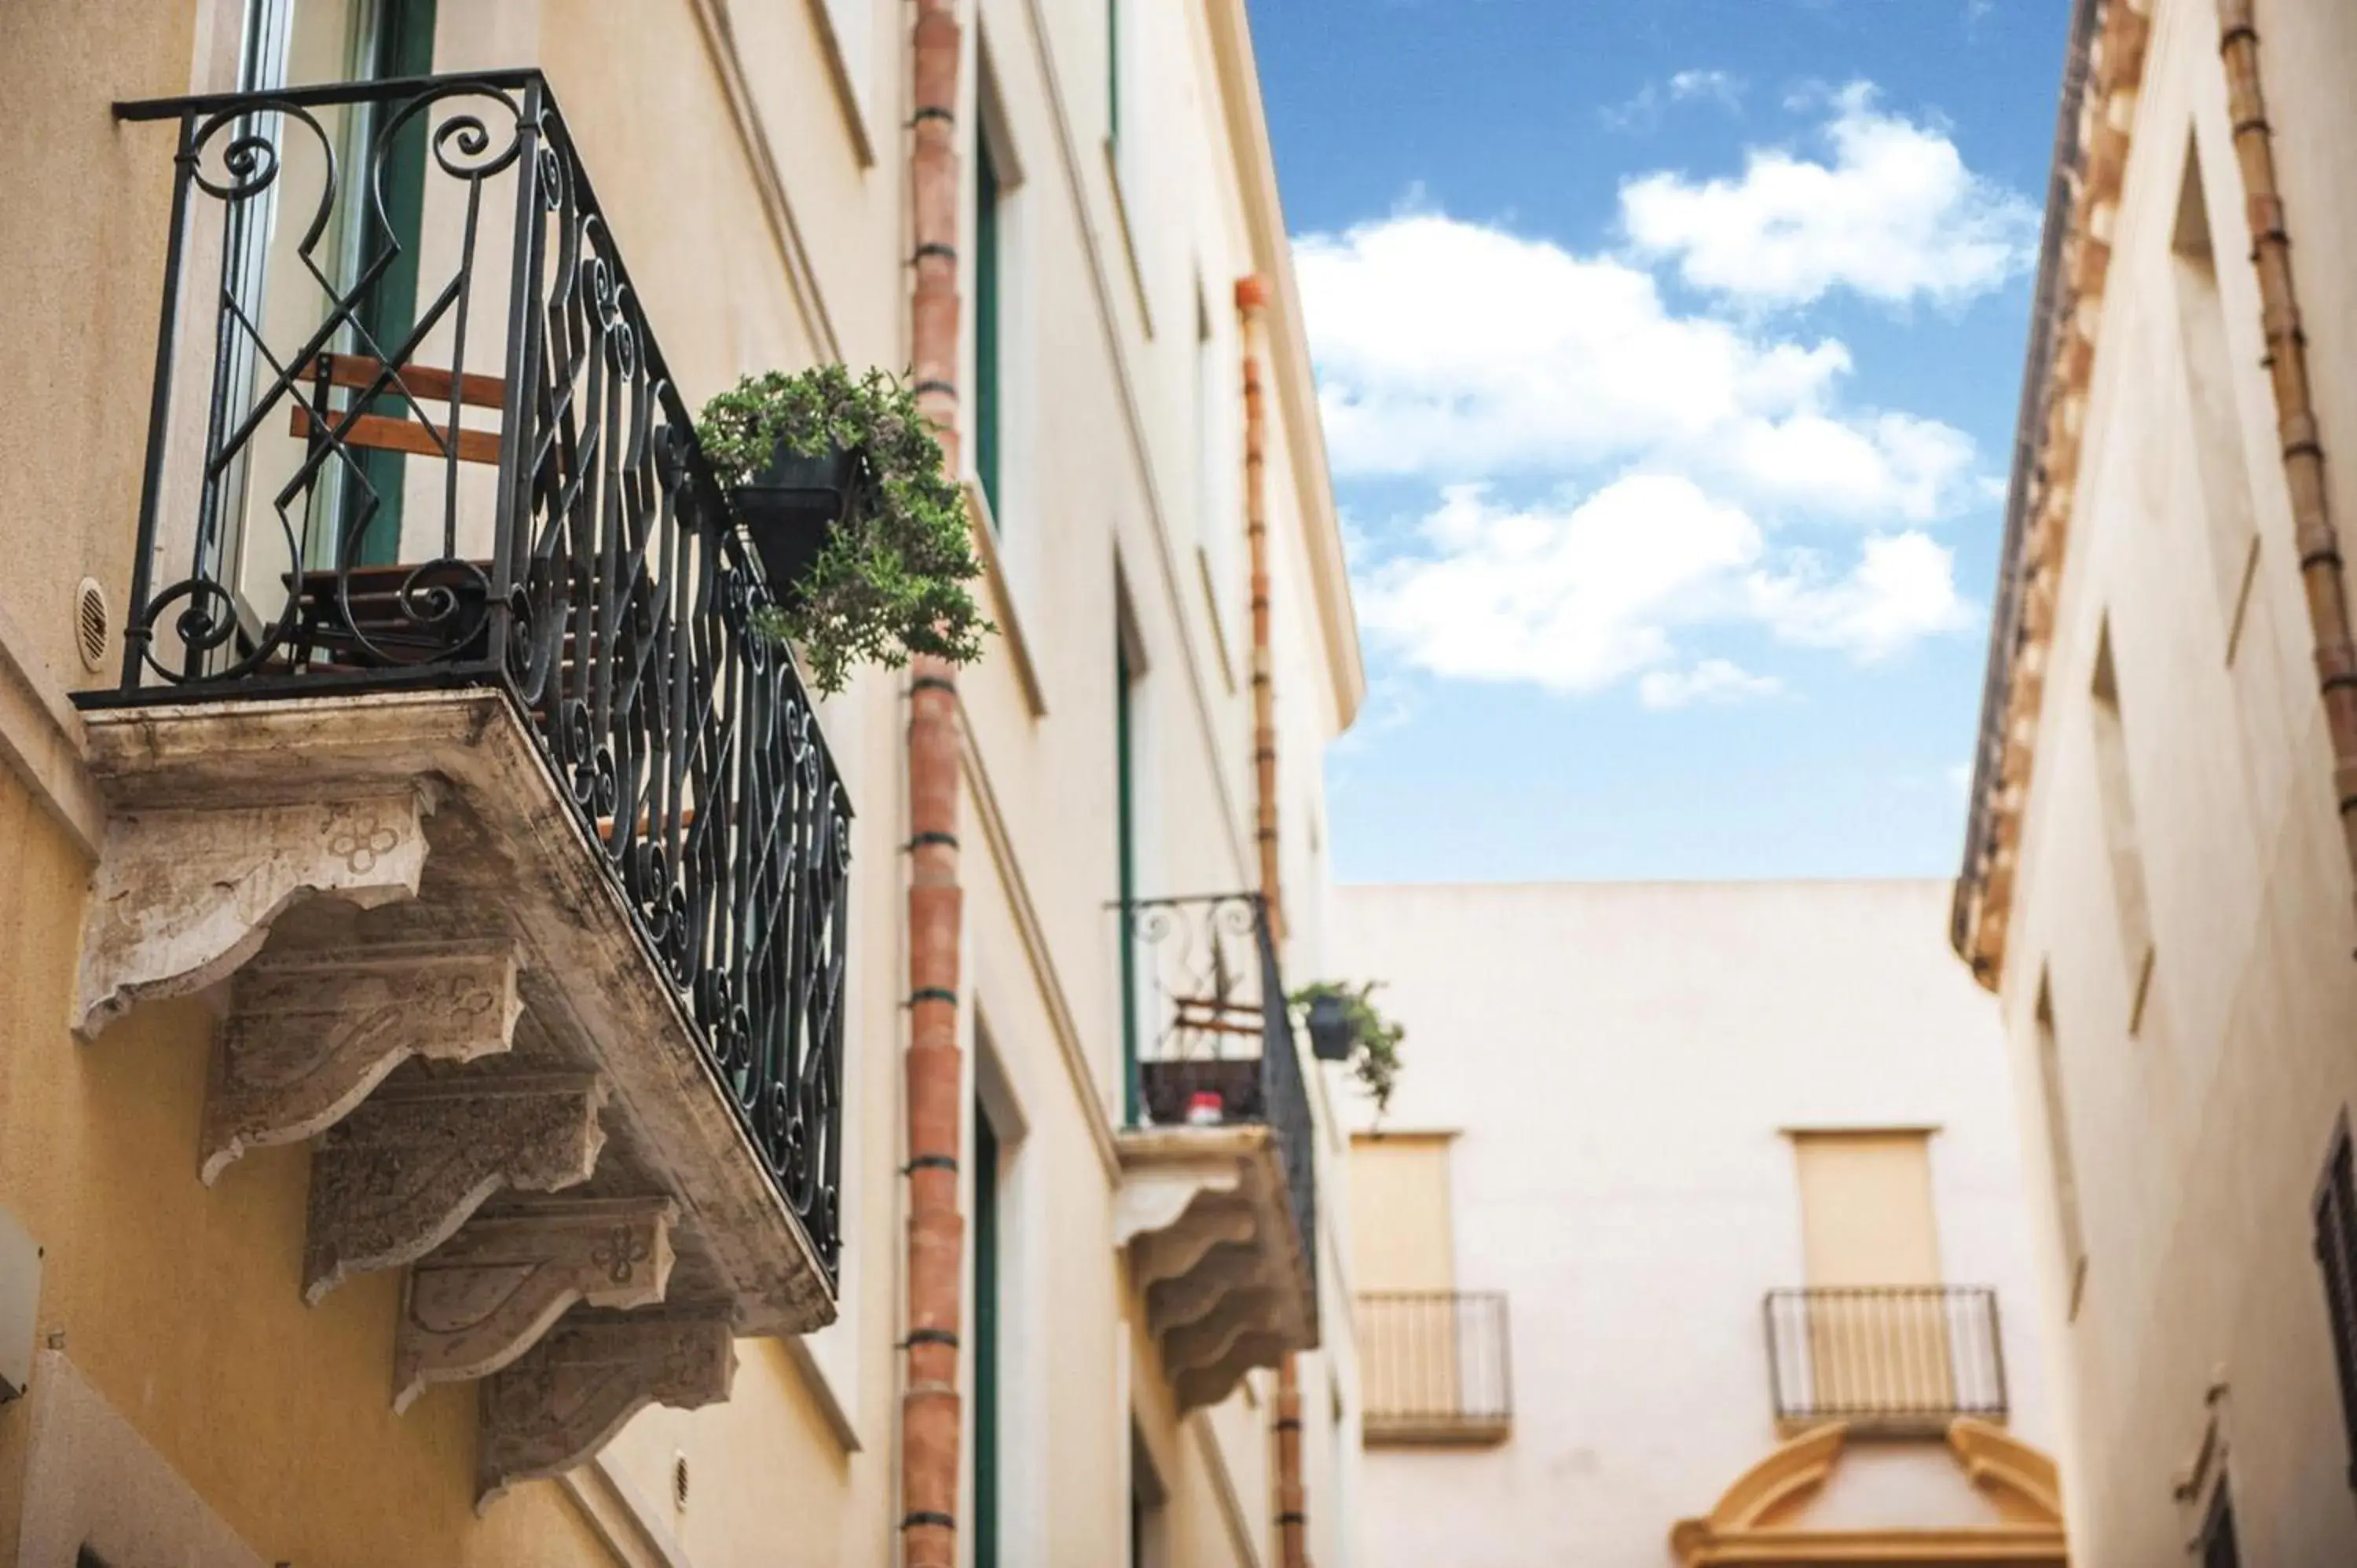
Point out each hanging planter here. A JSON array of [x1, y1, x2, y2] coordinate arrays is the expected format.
[[1292, 980, 1406, 1119], [697, 365, 990, 694]]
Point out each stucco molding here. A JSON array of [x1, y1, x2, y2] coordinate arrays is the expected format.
[[475, 1312, 736, 1512], [1949, 1416, 2066, 1522], [12, 1351, 268, 1568], [1671, 1421, 2069, 1566], [394, 1196, 677, 1413], [0, 592, 104, 860], [73, 791, 432, 1038], [200, 937, 523, 1185], [302, 1072, 609, 1304]]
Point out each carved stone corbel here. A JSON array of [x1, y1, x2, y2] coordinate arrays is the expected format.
[[393, 1196, 676, 1413], [1146, 1241, 1265, 1338], [475, 1313, 736, 1511], [74, 792, 431, 1037], [1174, 1328, 1293, 1412], [1131, 1193, 1257, 1291], [1161, 1288, 1277, 1379], [201, 939, 524, 1185], [303, 1073, 608, 1304]]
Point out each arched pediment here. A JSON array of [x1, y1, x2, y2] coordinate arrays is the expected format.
[[1670, 1420, 2068, 1566]]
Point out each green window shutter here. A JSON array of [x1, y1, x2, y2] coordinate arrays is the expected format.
[[344, 0, 437, 567], [973, 1105, 1002, 1568], [974, 131, 1002, 526]]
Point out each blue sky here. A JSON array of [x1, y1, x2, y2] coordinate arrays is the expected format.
[[1250, 0, 2071, 883]]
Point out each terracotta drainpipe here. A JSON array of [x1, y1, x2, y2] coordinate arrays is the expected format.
[[1237, 273, 1307, 1568], [2216, 1, 2357, 927], [901, 2, 964, 1565]]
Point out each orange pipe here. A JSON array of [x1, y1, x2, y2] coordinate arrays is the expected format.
[[1237, 272, 1307, 1568], [2216, 0, 2357, 925], [900, 1, 965, 1563]]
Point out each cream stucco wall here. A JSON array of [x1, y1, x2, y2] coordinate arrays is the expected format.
[[1987, 2, 2357, 1563], [1331, 881, 2052, 1568], [0, 0, 1362, 1565]]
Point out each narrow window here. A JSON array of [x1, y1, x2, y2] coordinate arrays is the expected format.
[[1106, 0, 1121, 148], [2090, 618, 2157, 1029], [1116, 626, 1142, 1123], [2036, 976, 2090, 1319], [974, 123, 1003, 526], [2171, 132, 2263, 658], [1789, 1131, 1952, 1417], [2198, 1482, 2241, 1568], [973, 1101, 1002, 1568], [2314, 1114, 2357, 1489], [1128, 1426, 1167, 1568]]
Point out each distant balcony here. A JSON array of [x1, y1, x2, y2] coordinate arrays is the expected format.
[[1112, 893, 1319, 1409], [1357, 1291, 1512, 1445], [1764, 1287, 2009, 1437], [92, 72, 849, 1503]]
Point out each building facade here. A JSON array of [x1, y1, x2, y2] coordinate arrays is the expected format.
[[1332, 881, 2065, 1568], [1953, 0, 2357, 1561], [0, 2, 1369, 1565]]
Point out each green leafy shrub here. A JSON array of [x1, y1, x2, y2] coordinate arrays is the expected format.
[[698, 365, 989, 694]]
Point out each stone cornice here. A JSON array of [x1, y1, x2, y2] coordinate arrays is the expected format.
[[1955, 0, 2152, 988]]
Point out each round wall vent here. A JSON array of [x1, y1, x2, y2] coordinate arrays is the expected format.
[[74, 578, 109, 674], [671, 1451, 691, 1511]]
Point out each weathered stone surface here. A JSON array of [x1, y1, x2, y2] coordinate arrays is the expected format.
[[393, 1196, 676, 1412], [79, 691, 838, 1338], [1163, 1288, 1278, 1379], [303, 1072, 607, 1304], [1146, 1241, 1264, 1338], [1116, 1123, 1317, 1411], [1132, 1194, 1257, 1291], [475, 1313, 735, 1511], [1174, 1329, 1293, 1412], [74, 792, 431, 1036], [201, 939, 523, 1185]]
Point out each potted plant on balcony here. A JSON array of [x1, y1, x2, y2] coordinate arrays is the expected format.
[[697, 365, 989, 694], [1293, 980, 1405, 1119]]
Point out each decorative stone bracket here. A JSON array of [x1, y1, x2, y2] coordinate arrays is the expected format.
[[73, 791, 432, 1038], [202, 939, 524, 1184], [394, 1197, 677, 1413], [303, 1073, 609, 1304], [1116, 1130, 1314, 1412], [475, 1313, 736, 1511]]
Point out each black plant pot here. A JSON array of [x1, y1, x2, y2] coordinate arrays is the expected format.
[[732, 441, 860, 603], [1306, 991, 1358, 1062]]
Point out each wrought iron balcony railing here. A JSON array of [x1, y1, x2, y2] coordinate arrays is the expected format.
[[104, 72, 849, 1276], [1357, 1291, 1512, 1444], [1764, 1286, 2008, 1434], [1120, 892, 1319, 1314]]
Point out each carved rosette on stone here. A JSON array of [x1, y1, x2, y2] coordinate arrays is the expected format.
[[201, 939, 525, 1184], [73, 792, 435, 1037], [475, 1313, 737, 1511], [394, 1197, 677, 1412]]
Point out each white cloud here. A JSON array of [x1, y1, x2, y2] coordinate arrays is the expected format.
[[1296, 211, 1974, 513], [1747, 531, 1974, 658], [1355, 482, 1972, 696], [1603, 68, 1746, 133], [1356, 478, 1760, 694], [1622, 83, 2037, 308], [1640, 659, 1784, 709]]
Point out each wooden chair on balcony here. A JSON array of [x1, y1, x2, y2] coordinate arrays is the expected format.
[[279, 350, 507, 671]]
